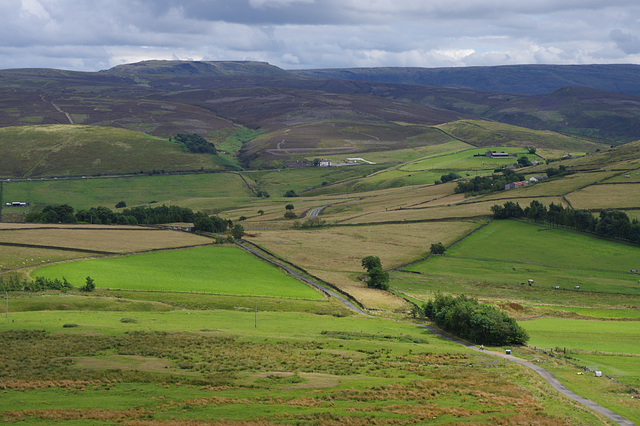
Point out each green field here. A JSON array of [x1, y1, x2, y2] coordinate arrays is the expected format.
[[30, 246, 324, 299], [404, 220, 640, 296], [3, 173, 255, 212], [522, 318, 640, 354]]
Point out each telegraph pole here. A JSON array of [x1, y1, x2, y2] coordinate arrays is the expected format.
[[0, 180, 4, 222]]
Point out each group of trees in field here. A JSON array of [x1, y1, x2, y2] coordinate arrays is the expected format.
[[435, 172, 461, 185], [361, 256, 390, 290], [491, 200, 640, 244], [416, 294, 529, 346], [454, 169, 525, 195], [171, 133, 217, 155], [0, 275, 95, 292]]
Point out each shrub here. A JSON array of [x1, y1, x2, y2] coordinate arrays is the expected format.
[[423, 294, 528, 346]]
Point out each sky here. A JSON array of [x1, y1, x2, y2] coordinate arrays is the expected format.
[[1, 0, 640, 72]]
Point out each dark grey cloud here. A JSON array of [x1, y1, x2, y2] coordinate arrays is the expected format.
[[1, 0, 639, 71]]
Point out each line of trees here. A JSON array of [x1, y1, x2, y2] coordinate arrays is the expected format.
[[171, 133, 217, 155], [25, 204, 220, 227], [417, 294, 529, 346], [491, 200, 640, 244], [0, 275, 95, 292]]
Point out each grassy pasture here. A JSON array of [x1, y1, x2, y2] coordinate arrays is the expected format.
[[522, 318, 640, 355], [30, 246, 324, 299], [0, 246, 89, 270], [0, 310, 612, 425], [321, 140, 472, 165], [478, 171, 618, 201], [436, 120, 605, 152], [3, 172, 254, 212], [246, 220, 481, 311], [564, 183, 640, 210], [242, 164, 387, 197], [404, 220, 640, 296], [0, 125, 225, 178], [0, 227, 212, 254], [399, 146, 534, 172]]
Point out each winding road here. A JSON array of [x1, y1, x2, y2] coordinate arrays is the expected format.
[[239, 240, 635, 425]]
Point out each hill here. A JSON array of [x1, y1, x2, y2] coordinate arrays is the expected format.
[[291, 64, 640, 96], [1, 60, 639, 168], [103, 60, 290, 77], [0, 125, 231, 178]]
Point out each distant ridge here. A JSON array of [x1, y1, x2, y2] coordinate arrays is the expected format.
[[291, 64, 640, 96], [103, 60, 291, 77]]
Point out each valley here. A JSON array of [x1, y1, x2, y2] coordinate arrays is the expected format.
[[1, 61, 640, 424]]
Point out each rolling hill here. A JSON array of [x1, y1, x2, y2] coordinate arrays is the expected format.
[[0, 125, 233, 178], [0, 60, 638, 171], [291, 64, 640, 96]]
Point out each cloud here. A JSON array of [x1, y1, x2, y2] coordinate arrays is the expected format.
[[610, 29, 640, 54], [0, 0, 639, 70]]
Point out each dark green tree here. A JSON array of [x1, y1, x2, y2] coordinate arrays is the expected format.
[[82, 276, 95, 292], [231, 224, 245, 240], [517, 156, 532, 167], [430, 242, 446, 255], [361, 256, 382, 271]]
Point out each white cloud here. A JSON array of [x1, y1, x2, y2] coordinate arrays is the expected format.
[[0, 0, 639, 70]]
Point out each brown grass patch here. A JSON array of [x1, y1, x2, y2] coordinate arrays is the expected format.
[[247, 372, 341, 389], [0, 226, 212, 253], [64, 355, 199, 376], [565, 183, 640, 210]]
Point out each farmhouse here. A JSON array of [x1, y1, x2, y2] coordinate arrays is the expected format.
[[485, 150, 515, 158], [529, 174, 548, 183], [504, 181, 528, 190]]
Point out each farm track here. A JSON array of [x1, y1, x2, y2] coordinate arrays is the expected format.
[[419, 324, 635, 426], [241, 236, 634, 424]]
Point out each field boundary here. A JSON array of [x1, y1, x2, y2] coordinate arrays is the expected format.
[[391, 218, 492, 272], [238, 240, 369, 315]]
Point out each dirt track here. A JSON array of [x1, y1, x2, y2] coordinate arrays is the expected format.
[[420, 324, 635, 426]]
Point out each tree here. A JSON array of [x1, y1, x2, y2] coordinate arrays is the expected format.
[[257, 210, 264, 215], [361, 256, 382, 272], [366, 267, 390, 290], [284, 211, 297, 219], [231, 224, 245, 240], [361, 256, 389, 290], [528, 147, 537, 154], [430, 242, 446, 255], [81, 276, 95, 292], [285, 204, 295, 210], [517, 156, 532, 167], [283, 190, 298, 197], [115, 201, 127, 208]]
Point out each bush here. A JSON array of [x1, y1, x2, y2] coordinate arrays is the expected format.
[[284, 211, 297, 219], [423, 294, 528, 346], [430, 242, 446, 255]]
